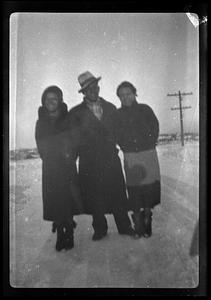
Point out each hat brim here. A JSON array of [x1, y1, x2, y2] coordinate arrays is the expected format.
[[78, 77, 101, 93]]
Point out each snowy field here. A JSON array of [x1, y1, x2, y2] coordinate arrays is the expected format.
[[9, 141, 199, 288]]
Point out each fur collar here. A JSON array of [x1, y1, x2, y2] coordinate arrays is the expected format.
[[38, 102, 68, 120]]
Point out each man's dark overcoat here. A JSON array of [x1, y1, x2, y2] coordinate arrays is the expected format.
[[35, 103, 81, 222], [63, 97, 129, 215]]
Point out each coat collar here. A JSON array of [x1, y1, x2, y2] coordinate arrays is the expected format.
[[83, 96, 102, 107], [38, 102, 68, 120], [121, 100, 139, 110]]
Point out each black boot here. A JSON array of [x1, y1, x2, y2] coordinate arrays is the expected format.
[[92, 214, 108, 241], [143, 210, 152, 238], [131, 212, 145, 237], [55, 223, 66, 251], [64, 221, 74, 250], [118, 227, 137, 237], [53, 220, 77, 233], [52, 222, 57, 233]]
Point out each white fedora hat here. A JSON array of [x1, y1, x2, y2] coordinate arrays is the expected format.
[[78, 71, 101, 93]]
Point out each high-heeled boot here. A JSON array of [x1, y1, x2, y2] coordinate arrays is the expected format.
[[131, 212, 145, 237], [143, 210, 152, 238], [55, 223, 66, 251], [64, 221, 75, 250], [52, 220, 77, 233]]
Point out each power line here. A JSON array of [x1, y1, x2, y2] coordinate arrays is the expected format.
[[167, 90, 192, 146]]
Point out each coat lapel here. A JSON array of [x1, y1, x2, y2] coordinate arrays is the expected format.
[[82, 100, 104, 125]]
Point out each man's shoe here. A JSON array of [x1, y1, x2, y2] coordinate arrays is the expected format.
[[118, 227, 137, 237], [92, 231, 107, 241]]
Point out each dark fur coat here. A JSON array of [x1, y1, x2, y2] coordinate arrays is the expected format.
[[35, 103, 82, 222]]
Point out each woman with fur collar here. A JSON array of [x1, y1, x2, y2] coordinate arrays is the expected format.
[[35, 85, 82, 251]]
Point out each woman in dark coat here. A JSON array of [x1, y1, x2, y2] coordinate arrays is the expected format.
[[63, 71, 135, 241], [35, 85, 82, 251], [114, 81, 161, 238]]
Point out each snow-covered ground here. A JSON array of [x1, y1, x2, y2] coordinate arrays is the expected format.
[[9, 141, 199, 288]]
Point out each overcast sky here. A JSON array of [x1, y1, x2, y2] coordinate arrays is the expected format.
[[10, 13, 199, 149]]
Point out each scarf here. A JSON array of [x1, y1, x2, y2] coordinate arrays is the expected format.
[[85, 97, 103, 120]]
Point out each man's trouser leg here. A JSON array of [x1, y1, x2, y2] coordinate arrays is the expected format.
[[92, 210, 108, 235], [112, 208, 133, 234]]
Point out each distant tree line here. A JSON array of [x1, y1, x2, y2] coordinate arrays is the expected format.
[[158, 132, 199, 144], [10, 148, 39, 160]]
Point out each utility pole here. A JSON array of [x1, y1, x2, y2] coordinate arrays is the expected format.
[[167, 90, 192, 146]]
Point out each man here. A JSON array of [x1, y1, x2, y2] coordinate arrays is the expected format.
[[65, 71, 135, 240]]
